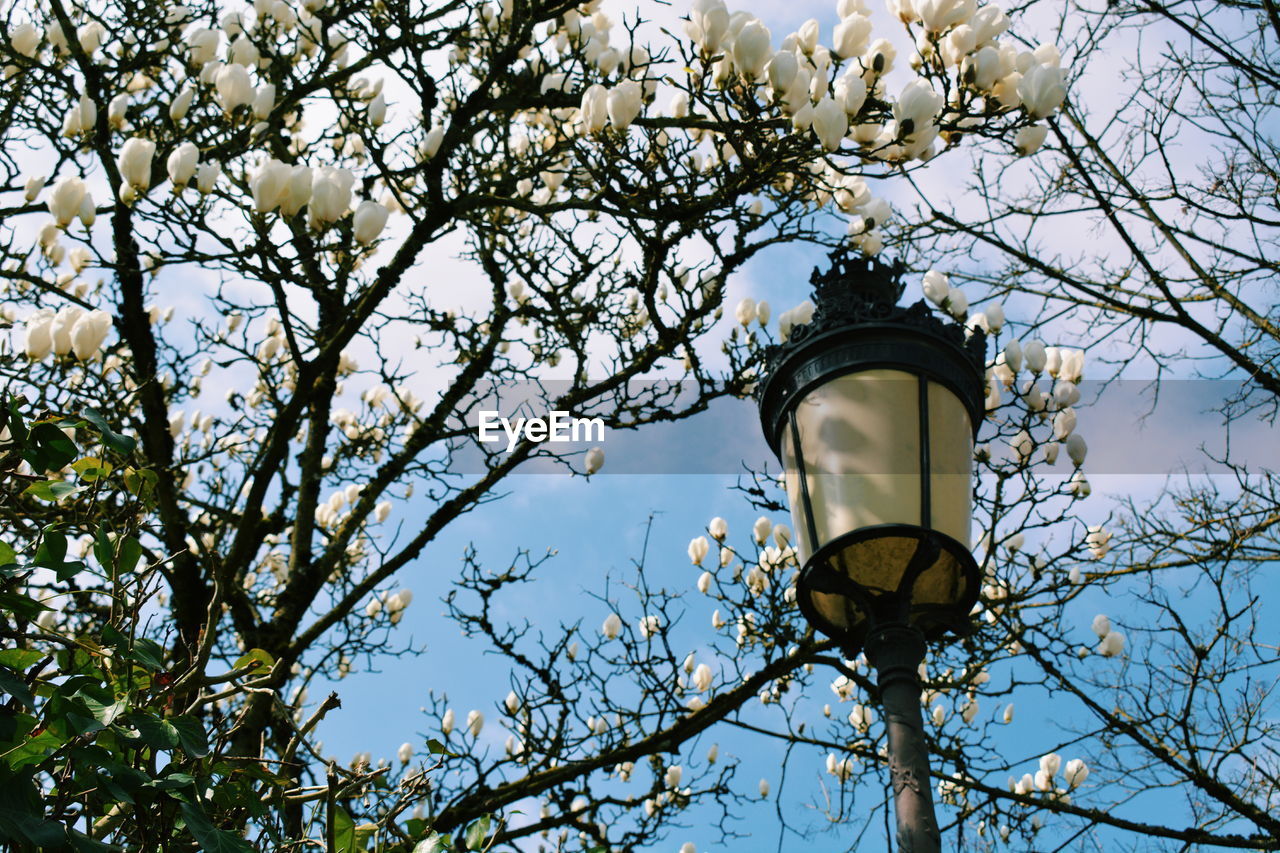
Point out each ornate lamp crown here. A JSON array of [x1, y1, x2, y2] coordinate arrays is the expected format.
[[756, 248, 988, 452]]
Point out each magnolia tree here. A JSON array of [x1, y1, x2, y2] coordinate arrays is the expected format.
[[859, 0, 1278, 849], [0, 0, 1178, 849]]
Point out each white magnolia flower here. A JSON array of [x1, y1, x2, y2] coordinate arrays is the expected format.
[[421, 126, 445, 159], [1053, 407, 1077, 440], [680, 843, 696, 853], [921, 269, 950, 305], [397, 742, 413, 764], [215, 63, 254, 112], [254, 83, 276, 120], [585, 446, 605, 474], [708, 517, 728, 541], [734, 297, 756, 326], [9, 23, 41, 57], [1040, 752, 1062, 778], [696, 563, 716, 591], [767, 50, 798, 93], [1015, 124, 1048, 155], [188, 27, 220, 66], [23, 309, 56, 360], [894, 78, 943, 139], [504, 690, 520, 714], [167, 142, 200, 188], [688, 535, 710, 565], [864, 37, 896, 75], [309, 166, 355, 226], [1002, 703, 1014, 723], [71, 310, 113, 360], [102, 95, 129, 133], [117, 137, 156, 190], [664, 764, 682, 788], [466, 709, 484, 737], [985, 303, 1005, 332], [166, 86, 196, 124], [638, 614, 661, 638], [24, 174, 46, 202], [77, 21, 105, 55], [811, 96, 847, 150], [947, 287, 968, 319], [47, 176, 87, 227], [1023, 340, 1047, 373], [1018, 63, 1067, 118], [1065, 433, 1087, 466], [733, 20, 772, 79], [580, 84, 608, 133], [607, 80, 643, 130], [1064, 758, 1089, 788], [1044, 346, 1062, 377], [601, 612, 622, 639], [252, 158, 290, 212], [1003, 340, 1023, 373], [690, 0, 730, 52], [353, 200, 389, 244], [753, 516, 771, 544], [196, 161, 221, 194], [367, 91, 386, 126], [1098, 629, 1125, 657], [441, 708, 455, 734], [916, 0, 975, 33], [756, 300, 771, 325], [50, 306, 85, 356]]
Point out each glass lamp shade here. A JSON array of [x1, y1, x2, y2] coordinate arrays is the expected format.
[[759, 317, 984, 651]]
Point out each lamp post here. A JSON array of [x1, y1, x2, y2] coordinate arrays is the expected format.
[[757, 250, 986, 853]]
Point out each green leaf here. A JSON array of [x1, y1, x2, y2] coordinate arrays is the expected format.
[[25, 421, 78, 472], [0, 591, 52, 622], [150, 771, 197, 790], [23, 479, 82, 502], [0, 650, 43, 671], [81, 407, 137, 456], [122, 467, 158, 503], [131, 637, 167, 671], [413, 832, 449, 853], [33, 526, 85, 580], [233, 648, 275, 675], [3, 722, 66, 770], [170, 716, 210, 758], [0, 541, 16, 569], [425, 738, 456, 756], [73, 682, 127, 728], [333, 806, 360, 853], [128, 713, 179, 750], [0, 767, 58, 843], [71, 455, 113, 482], [178, 801, 255, 853], [463, 814, 490, 851], [0, 665, 37, 709]]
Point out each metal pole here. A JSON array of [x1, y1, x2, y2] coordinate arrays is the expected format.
[[863, 621, 941, 853]]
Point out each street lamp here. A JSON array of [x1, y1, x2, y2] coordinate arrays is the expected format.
[[757, 250, 986, 853]]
